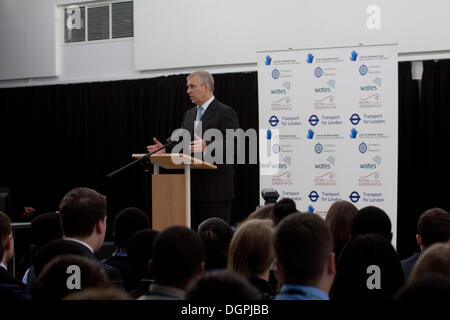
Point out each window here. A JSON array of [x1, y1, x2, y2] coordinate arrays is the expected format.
[[63, 1, 133, 44]]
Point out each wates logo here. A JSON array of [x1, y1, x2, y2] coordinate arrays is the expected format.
[[271, 89, 287, 94], [306, 53, 314, 64], [350, 50, 358, 61], [315, 163, 331, 169], [360, 85, 377, 91], [360, 163, 376, 169], [314, 87, 331, 93], [265, 55, 272, 66]]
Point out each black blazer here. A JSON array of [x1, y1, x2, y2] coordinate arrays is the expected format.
[[67, 241, 124, 287], [179, 98, 239, 202]]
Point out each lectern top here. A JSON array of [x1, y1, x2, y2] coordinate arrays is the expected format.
[[132, 153, 217, 170]]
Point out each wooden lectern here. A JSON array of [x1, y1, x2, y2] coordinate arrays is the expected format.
[[132, 153, 216, 230]]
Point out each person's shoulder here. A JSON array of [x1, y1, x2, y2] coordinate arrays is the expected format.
[[401, 252, 420, 265], [212, 99, 236, 115]]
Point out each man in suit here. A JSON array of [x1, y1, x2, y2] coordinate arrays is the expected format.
[[147, 71, 239, 230], [0, 210, 31, 299], [401, 207, 450, 280], [59, 187, 123, 287]]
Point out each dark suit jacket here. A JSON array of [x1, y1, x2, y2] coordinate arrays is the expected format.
[[178, 98, 239, 202], [0, 266, 31, 300], [67, 241, 124, 288], [401, 252, 421, 281]]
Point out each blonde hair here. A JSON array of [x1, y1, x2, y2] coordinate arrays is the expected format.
[[228, 219, 274, 277], [409, 243, 450, 282]]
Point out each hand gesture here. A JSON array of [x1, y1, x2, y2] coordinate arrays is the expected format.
[[146, 137, 166, 154]]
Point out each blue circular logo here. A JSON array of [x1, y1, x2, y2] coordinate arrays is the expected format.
[[269, 115, 279, 127], [359, 64, 368, 76], [272, 144, 280, 154], [349, 191, 361, 203], [359, 142, 368, 153], [308, 114, 319, 126], [309, 191, 319, 202], [315, 143, 323, 154], [350, 113, 361, 125], [272, 69, 280, 79], [314, 67, 323, 78]]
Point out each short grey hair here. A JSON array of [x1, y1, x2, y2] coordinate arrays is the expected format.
[[187, 71, 214, 93]]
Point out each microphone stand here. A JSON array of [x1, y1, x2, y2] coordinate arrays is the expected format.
[[106, 139, 176, 227]]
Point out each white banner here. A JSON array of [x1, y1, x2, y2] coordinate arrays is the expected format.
[[258, 44, 398, 245]]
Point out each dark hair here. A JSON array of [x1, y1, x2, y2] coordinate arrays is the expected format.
[[273, 198, 297, 225], [417, 208, 450, 247], [33, 254, 111, 300], [395, 273, 450, 301], [31, 212, 63, 249], [198, 217, 234, 270], [151, 226, 204, 287], [64, 287, 132, 300], [274, 213, 332, 285], [351, 206, 392, 241], [325, 200, 358, 260], [59, 187, 107, 237], [113, 207, 150, 249], [127, 229, 159, 280], [186, 270, 260, 301], [332, 233, 404, 301], [0, 211, 11, 260], [32, 239, 87, 279]]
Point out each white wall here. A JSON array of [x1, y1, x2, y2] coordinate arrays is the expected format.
[[135, 0, 450, 71], [1, 0, 450, 88]]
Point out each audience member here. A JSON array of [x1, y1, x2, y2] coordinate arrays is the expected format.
[[138, 226, 204, 300], [274, 214, 335, 300], [127, 229, 159, 298], [272, 198, 298, 225], [32, 254, 111, 300], [325, 200, 358, 262], [59, 187, 122, 286], [350, 206, 393, 242], [30, 238, 87, 289], [246, 204, 275, 222], [395, 273, 450, 301], [22, 211, 63, 286], [64, 287, 132, 300], [186, 270, 260, 301], [408, 243, 450, 282], [198, 217, 234, 271], [332, 233, 404, 300], [0, 210, 30, 300], [401, 208, 450, 280], [103, 207, 150, 291], [228, 219, 277, 299]]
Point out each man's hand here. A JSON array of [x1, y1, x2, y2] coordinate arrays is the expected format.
[[146, 137, 166, 154], [189, 134, 206, 153]]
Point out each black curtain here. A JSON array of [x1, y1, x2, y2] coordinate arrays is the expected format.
[[1, 62, 450, 258], [0, 72, 259, 237]]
